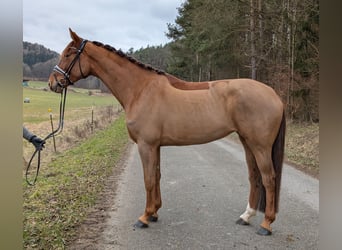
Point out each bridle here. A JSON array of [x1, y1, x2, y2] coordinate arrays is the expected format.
[[26, 39, 88, 186], [53, 39, 88, 89]]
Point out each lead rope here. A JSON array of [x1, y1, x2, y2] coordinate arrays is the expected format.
[[25, 87, 68, 186]]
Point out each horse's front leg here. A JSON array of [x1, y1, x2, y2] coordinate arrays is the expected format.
[[134, 142, 161, 228], [150, 146, 162, 222]]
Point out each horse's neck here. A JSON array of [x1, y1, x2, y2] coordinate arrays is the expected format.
[[87, 46, 150, 110], [86, 45, 210, 110]]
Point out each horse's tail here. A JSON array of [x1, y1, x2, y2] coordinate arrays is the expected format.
[[258, 111, 286, 213]]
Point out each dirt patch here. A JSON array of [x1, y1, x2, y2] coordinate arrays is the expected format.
[[284, 159, 318, 179], [66, 142, 133, 249]]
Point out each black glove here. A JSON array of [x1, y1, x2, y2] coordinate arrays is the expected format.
[[29, 135, 45, 150]]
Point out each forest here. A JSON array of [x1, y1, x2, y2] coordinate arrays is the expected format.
[[24, 0, 318, 122], [134, 0, 319, 122]]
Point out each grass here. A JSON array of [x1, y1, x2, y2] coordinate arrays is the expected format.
[[23, 81, 118, 123], [285, 121, 319, 175], [23, 82, 127, 249], [23, 114, 129, 249]]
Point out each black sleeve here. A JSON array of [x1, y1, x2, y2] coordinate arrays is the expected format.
[[23, 126, 34, 141]]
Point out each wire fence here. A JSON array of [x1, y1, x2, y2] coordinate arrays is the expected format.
[[23, 104, 124, 169]]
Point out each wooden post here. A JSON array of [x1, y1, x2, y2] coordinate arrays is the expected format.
[[48, 108, 56, 152], [91, 105, 94, 133]]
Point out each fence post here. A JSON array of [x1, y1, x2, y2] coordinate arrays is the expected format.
[[48, 108, 57, 152], [91, 105, 94, 133]]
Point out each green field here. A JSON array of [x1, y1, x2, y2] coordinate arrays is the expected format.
[[23, 115, 129, 249], [23, 82, 129, 249], [23, 81, 118, 123]]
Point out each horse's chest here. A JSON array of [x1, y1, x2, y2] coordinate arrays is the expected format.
[[126, 119, 159, 143], [126, 120, 139, 142]]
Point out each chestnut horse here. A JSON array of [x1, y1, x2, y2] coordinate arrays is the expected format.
[[48, 29, 285, 236]]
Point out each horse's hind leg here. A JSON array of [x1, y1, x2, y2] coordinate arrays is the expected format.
[[254, 150, 276, 235], [134, 142, 161, 228], [236, 136, 260, 226]]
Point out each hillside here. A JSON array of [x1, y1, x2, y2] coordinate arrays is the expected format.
[[23, 42, 59, 67], [23, 41, 109, 91], [23, 41, 60, 80]]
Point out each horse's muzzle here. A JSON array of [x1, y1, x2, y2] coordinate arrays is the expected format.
[[48, 79, 63, 93]]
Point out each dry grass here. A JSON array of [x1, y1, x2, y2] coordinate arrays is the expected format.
[[23, 115, 129, 249], [23, 105, 119, 168], [23, 83, 130, 249], [285, 121, 319, 177]]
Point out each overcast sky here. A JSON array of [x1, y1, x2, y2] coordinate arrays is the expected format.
[[23, 0, 184, 53]]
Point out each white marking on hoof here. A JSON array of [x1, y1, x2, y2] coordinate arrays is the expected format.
[[240, 203, 256, 223]]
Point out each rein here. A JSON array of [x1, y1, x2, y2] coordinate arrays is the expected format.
[[26, 39, 88, 186], [25, 87, 68, 185]]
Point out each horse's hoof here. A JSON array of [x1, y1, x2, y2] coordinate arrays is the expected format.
[[257, 226, 272, 236], [134, 220, 148, 228], [236, 218, 250, 226], [148, 215, 158, 222]]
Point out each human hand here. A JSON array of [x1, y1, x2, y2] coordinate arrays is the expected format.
[[30, 136, 45, 150]]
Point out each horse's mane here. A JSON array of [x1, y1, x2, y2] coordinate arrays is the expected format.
[[90, 40, 209, 90], [91, 41, 165, 75]]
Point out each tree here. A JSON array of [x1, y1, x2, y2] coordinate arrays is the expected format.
[[166, 0, 249, 81], [166, 0, 319, 121], [131, 44, 172, 72]]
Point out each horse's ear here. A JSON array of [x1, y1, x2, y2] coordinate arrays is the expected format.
[[69, 28, 81, 43]]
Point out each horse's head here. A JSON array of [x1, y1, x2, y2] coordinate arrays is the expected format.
[[48, 28, 90, 93]]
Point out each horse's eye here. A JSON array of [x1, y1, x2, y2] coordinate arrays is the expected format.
[[65, 54, 70, 58]]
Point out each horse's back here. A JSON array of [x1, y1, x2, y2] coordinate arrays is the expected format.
[[133, 77, 283, 147], [210, 78, 282, 111], [210, 78, 279, 100]]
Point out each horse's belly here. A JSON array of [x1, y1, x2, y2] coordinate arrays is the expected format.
[[161, 117, 233, 146]]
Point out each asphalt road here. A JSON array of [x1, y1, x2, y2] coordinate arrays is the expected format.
[[95, 138, 319, 250]]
